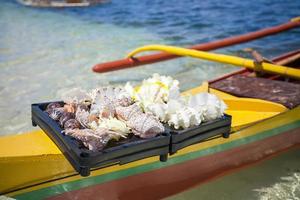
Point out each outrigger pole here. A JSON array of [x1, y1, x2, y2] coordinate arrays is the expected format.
[[127, 45, 300, 80], [92, 17, 300, 73]]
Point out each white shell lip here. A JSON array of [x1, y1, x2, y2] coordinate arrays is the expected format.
[[124, 74, 227, 129]]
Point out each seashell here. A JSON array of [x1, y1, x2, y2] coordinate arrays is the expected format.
[[168, 107, 202, 129], [90, 87, 132, 106], [77, 103, 89, 112], [59, 112, 75, 127], [64, 128, 129, 151], [115, 103, 142, 121], [64, 128, 110, 151], [88, 114, 98, 123], [75, 107, 90, 128], [116, 104, 164, 138], [48, 107, 65, 121], [98, 117, 130, 137], [46, 102, 62, 113], [61, 88, 92, 105], [166, 99, 183, 115], [188, 93, 227, 122], [142, 73, 180, 102], [125, 74, 180, 111], [89, 87, 132, 118], [95, 127, 128, 141], [146, 103, 168, 122], [128, 112, 165, 138], [64, 119, 81, 129], [63, 103, 76, 113], [90, 98, 115, 118]]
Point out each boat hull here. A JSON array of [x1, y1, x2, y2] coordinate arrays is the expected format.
[[2, 106, 300, 199]]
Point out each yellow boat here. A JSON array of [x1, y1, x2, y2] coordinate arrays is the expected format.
[[1, 30, 300, 199]]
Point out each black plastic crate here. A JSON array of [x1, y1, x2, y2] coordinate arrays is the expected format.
[[31, 102, 170, 176], [166, 114, 232, 154]]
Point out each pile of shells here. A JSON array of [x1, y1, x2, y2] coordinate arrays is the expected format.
[[45, 74, 227, 152]]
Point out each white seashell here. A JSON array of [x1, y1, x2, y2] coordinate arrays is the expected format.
[[146, 103, 168, 122], [168, 107, 201, 129], [166, 99, 183, 115], [98, 117, 130, 136], [126, 74, 181, 111], [188, 93, 227, 122], [61, 88, 91, 105]]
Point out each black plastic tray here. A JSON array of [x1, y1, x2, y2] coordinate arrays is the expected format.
[[166, 114, 232, 154], [31, 102, 170, 176]]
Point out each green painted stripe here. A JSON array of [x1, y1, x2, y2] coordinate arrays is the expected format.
[[14, 120, 300, 200]]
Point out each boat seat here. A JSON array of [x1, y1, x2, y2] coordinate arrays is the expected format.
[[210, 74, 300, 109]]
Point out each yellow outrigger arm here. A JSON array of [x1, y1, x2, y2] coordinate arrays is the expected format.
[[127, 45, 300, 80]]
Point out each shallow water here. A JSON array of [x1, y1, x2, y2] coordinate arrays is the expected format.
[[1, 1, 300, 199], [166, 147, 300, 200], [0, 0, 299, 135]]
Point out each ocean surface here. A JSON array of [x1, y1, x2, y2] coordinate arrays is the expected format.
[[1, 1, 300, 199], [1, 0, 299, 136]]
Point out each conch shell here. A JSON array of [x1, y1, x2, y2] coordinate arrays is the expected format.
[[187, 93, 227, 122], [64, 128, 126, 151], [89, 87, 132, 117], [61, 88, 92, 105], [116, 104, 164, 138], [125, 74, 180, 110], [168, 107, 202, 129], [144, 92, 227, 129]]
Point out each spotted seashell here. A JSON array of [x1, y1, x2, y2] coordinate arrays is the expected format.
[[77, 103, 89, 112], [64, 119, 81, 129], [59, 112, 75, 127], [63, 103, 76, 113], [46, 102, 62, 110], [116, 104, 164, 138], [128, 113, 165, 139], [64, 128, 122, 151], [115, 103, 142, 121], [46, 102, 62, 114], [48, 107, 65, 121], [64, 129, 108, 151]]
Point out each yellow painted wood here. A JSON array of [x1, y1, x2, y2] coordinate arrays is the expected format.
[[0, 130, 61, 157], [127, 45, 300, 79]]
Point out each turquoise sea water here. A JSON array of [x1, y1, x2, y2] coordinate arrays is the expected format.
[[1, 1, 300, 199], [0, 0, 299, 135]]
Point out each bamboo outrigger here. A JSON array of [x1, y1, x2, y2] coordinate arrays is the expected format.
[[1, 18, 300, 199]]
